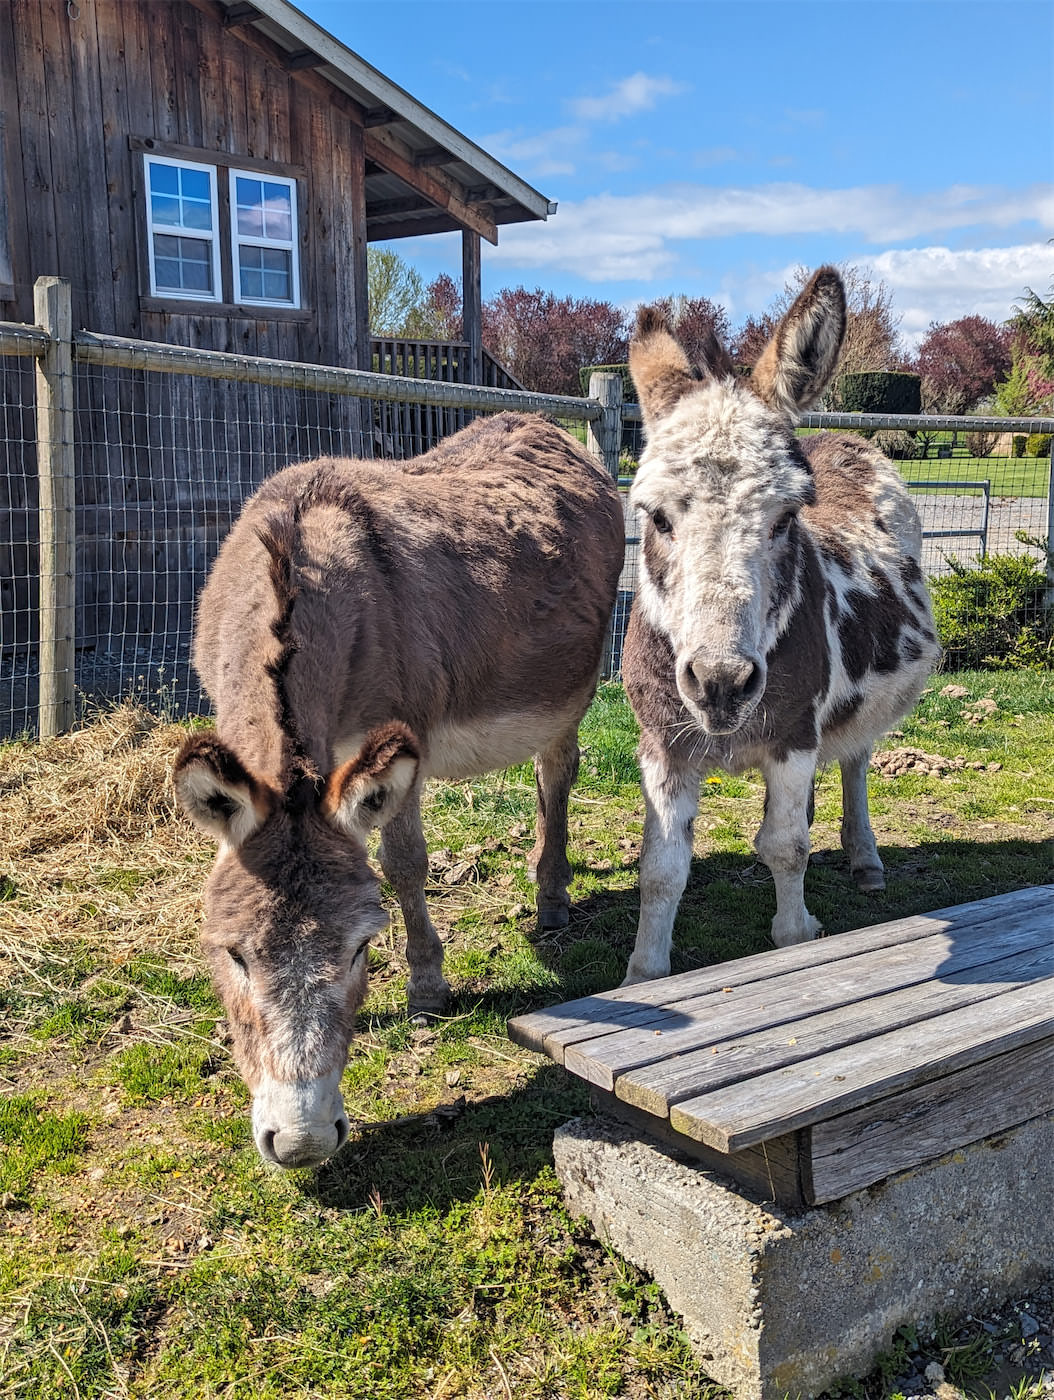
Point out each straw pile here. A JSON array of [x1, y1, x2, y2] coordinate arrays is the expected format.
[[0, 704, 207, 984]]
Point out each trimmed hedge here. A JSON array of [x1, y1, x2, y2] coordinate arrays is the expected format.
[[1026, 433, 1052, 458], [579, 363, 636, 401], [839, 372, 922, 416]]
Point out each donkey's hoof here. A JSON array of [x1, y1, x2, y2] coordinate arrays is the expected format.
[[853, 865, 886, 893], [537, 903, 570, 932], [406, 980, 451, 1021]]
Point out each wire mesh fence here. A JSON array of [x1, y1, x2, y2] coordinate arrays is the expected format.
[[0, 355, 39, 738], [1, 291, 1052, 740]]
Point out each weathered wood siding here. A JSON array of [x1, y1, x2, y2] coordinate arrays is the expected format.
[[0, 0, 374, 676], [1, 0, 367, 365]]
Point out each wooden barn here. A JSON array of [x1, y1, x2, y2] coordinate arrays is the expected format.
[[0, 0, 553, 373], [0, 0, 556, 729]]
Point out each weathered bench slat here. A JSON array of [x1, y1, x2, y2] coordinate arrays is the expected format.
[[508, 886, 1050, 1061], [807, 1038, 1054, 1202], [669, 979, 1053, 1151], [560, 920, 1051, 1092], [609, 942, 1052, 1113]]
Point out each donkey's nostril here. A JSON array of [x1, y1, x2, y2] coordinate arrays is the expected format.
[[742, 660, 763, 701], [259, 1129, 279, 1164], [334, 1116, 350, 1153]]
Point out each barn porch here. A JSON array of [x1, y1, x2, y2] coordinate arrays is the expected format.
[[509, 885, 1054, 1399]]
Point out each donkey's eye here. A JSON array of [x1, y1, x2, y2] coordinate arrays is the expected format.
[[770, 511, 796, 539], [651, 509, 673, 536], [228, 948, 249, 974]]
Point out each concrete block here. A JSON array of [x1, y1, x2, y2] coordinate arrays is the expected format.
[[553, 1113, 1053, 1400]]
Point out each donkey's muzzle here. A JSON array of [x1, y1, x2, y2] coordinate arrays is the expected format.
[[251, 1071, 351, 1169], [678, 652, 765, 734]]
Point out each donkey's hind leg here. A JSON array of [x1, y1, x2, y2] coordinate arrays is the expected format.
[[527, 725, 580, 930], [379, 788, 451, 1014], [839, 749, 885, 892]]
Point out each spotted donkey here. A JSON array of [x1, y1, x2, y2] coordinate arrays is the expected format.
[[621, 267, 941, 985], [173, 413, 624, 1166]]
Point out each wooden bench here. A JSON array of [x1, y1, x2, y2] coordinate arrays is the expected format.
[[510, 885, 1053, 1209]]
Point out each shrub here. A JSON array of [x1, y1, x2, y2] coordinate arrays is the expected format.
[[579, 363, 635, 401], [872, 429, 919, 460], [839, 371, 922, 416], [964, 429, 998, 457], [1026, 432, 1052, 458], [1012, 435, 1028, 457], [930, 548, 1053, 670]]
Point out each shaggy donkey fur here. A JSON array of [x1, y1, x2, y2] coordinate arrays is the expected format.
[[621, 267, 941, 984], [173, 412, 624, 1167]]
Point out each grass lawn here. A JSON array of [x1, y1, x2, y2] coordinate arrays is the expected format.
[[1, 674, 1052, 1399], [896, 454, 1051, 499]]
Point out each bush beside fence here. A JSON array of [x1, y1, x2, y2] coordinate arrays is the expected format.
[[2, 277, 1052, 740]]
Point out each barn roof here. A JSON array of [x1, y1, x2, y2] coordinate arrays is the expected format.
[[214, 0, 556, 246]]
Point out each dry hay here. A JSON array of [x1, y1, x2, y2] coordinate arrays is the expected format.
[[0, 703, 207, 984]]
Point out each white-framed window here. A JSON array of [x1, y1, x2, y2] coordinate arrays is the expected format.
[[144, 155, 222, 301], [230, 170, 300, 308], [140, 150, 303, 310]]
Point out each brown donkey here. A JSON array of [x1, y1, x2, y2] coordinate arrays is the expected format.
[[621, 267, 941, 984], [174, 412, 625, 1167]]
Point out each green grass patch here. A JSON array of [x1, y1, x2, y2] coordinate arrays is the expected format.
[[0, 1094, 92, 1197]]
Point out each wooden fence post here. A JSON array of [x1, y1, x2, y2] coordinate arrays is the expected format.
[[35, 276, 76, 737], [587, 371, 624, 481]]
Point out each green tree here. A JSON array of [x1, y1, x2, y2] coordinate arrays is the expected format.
[[367, 248, 456, 337], [995, 276, 1054, 415]]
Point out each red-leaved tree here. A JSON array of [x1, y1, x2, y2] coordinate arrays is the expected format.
[[913, 316, 1013, 414], [481, 287, 628, 395]]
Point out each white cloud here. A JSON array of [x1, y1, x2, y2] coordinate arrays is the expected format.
[[569, 73, 688, 124], [482, 124, 586, 177], [488, 182, 1054, 286], [866, 244, 1054, 344]]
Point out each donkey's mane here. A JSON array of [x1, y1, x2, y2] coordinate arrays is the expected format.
[[257, 505, 318, 789]]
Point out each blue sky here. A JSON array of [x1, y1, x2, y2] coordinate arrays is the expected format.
[[299, 0, 1053, 348]]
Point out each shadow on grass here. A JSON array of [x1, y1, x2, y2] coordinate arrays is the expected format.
[[303, 833, 1050, 1219]]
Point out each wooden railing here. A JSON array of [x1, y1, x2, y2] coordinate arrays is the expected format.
[[368, 338, 526, 456], [369, 338, 525, 391]]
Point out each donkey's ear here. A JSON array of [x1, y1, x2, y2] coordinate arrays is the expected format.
[[322, 723, 420, 842], [629, 306, 698, 424], [173, 734, 275, 847], [750, 266, 846, 417]]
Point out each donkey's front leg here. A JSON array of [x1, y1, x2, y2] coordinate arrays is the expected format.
[[527, 725, 580, 930], [756, 750, 822, 947], [379, 788, 450, 1014], [839, 749, 886, 892], [623, 739, 700, 985]]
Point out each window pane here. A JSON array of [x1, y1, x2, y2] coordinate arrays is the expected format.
[[262, 182, 293, 240], [239, 245, 291, 302], [180, 168, 211, 203], [236, 177, 265, 237], [181, 198, 213, 231], [148, 161, 179, 195], [151, 193, 181, 225], [154, 234, 212, 294], [239, 263, 264, 299]]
